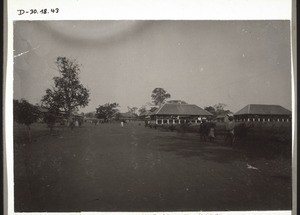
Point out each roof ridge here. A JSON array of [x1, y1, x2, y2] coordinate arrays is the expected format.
[[155, 103, 166, 114], [249, 104, 283, 106], [166, 103, 190, 105]]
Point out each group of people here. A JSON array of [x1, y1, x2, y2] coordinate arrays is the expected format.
[[68, 116, 82, 129], [199, 115, 235, 145]]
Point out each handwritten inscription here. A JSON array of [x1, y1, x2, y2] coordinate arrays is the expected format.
[[17, 8, 59, 15]]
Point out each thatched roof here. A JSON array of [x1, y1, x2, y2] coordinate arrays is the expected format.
[[234, 104, 291, 116], [153, 103, 213, 116]]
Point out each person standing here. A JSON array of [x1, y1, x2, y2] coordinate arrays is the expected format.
[[121, 120, 124, 127], [208, 123, 216, 142], [199, 117, 208, 142], [225, 115, 235, 146]]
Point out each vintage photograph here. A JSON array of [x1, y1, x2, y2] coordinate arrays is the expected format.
[[13, 21, 292, 212]]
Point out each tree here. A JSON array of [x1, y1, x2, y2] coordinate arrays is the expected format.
[[41, 57, 90, 119], [151, 88, 171, 106], [214, 103, 232, 116], [85, 112, 96, 118], [14, 99, 40, 142], [96, 103, 119, 122], [204, 103, 232, 118], [43, 107, 60, 133], [167, 100, 187, 104], [204, 106, 217, 116], [114, 112, 123, 121]]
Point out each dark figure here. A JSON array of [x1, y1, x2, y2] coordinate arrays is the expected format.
[[70, 119, 75, 130], [208, 122, 216, 142], [179, 120, 190, 136], [225, 115, 235, 146], [199, 118, 208, 142]]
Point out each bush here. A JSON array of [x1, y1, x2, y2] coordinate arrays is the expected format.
[[168, 124, 176, 131], [235, 123, 251, 139]]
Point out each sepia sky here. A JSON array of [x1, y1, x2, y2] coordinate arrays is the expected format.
[[13, 21, 291, 113]]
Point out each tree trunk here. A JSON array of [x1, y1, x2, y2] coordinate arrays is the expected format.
[[26, 125, 32, 143]]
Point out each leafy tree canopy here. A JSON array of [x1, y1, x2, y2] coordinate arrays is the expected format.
[[96, 103, 119, 121], [204, 106, 216, 116], [14, 99, 39, 127], [205, 103, 232, 118], [167, 100, 187, 104], [85, 112, 96, 118], [151, 88, 171, 106], [41, 57, 90, 117]]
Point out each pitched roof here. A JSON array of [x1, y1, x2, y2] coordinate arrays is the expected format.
[[234, 104, 291, 116], [139, 110, 150, 116], [153, 103, 213, 116]]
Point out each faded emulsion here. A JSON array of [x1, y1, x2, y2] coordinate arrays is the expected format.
[[13, 21, 292, 212]]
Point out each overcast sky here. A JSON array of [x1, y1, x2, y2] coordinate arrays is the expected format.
[[13, 21, 291, 113]]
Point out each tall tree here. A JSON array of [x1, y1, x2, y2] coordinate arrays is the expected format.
[[205, 103, 232, 118], [204, 106, 216, 116], [151, 88, 171, 106], [14, 99, 40, 142], [96, 103, 119, 122], [85, 112, 96, 118], [41, 57, 90, 118], [214, 103, 232, 116]]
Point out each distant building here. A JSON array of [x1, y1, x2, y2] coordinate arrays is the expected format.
[[150, 103, 213, 125], [139, 110, 151, 120], [234, 104, 291, 122], [85, 117, 101, 124], [118, 112, 137, 121]]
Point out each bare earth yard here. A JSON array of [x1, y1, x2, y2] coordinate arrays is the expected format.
[[14, 122, 292, 212]]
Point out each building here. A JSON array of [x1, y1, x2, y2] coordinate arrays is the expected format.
[[150, 103, 213, 125], [118, 112, 137, 122], [139, 110, 151, 120], [234, 104, 291, 122]]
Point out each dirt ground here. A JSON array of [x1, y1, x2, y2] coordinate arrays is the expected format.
[[13, 121, 292, 212]]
